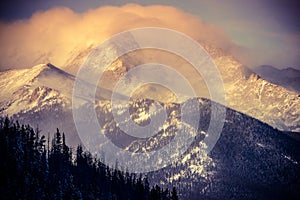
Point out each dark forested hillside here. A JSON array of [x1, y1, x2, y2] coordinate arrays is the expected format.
[[145, 99, 300, 200], [0, 117, 177, 200]]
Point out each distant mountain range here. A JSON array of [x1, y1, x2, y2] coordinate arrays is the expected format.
[[254, 65, 300, 93]]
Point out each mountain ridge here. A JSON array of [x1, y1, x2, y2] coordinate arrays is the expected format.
[[1, 63, 299, 199], [60, 41, 300, 132], [1, 59, 299, 132]]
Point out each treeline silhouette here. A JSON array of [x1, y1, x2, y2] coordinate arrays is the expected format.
[[0, 117, 178, 200]]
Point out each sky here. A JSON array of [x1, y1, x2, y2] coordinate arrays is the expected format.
[[0, 0, 299, 70]]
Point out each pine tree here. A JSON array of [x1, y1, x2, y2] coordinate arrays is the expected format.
[[171, 187, 179, 200]]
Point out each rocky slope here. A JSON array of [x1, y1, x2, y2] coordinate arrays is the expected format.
[[212, 53, 300, 132], [147, 99, 300, 200]]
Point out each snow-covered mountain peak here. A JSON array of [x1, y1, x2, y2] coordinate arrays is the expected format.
[[0, 63, 74, 116], [63, 32, 141, 76], [31, 63, 74, 80]]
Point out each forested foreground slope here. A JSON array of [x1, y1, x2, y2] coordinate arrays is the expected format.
[[0, 117, 178, 200]]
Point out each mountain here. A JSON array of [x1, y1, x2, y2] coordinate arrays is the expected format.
[[0, 63, 73, 115], [0, 62, 300, 199], [0, 63, 81, 145], [145, 99, 300, 199], [197, 44, 300, 132], [254, 65, 300, 93], [3, 90, 300, 199], [0, 63, 129, 146], [0, 39, 299, 141], [59, 39, 300, 132]]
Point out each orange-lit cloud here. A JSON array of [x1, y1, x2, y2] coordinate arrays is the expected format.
[[0, 4, 237, 70]]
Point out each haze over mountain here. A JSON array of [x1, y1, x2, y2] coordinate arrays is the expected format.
[[64, 38, 300, 132], [1, 4, 299, 72]]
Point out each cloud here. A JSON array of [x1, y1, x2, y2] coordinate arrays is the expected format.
[[1, 3, 299, 71], [0, 4, 237, 70], [229, 29, 300, 69]]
